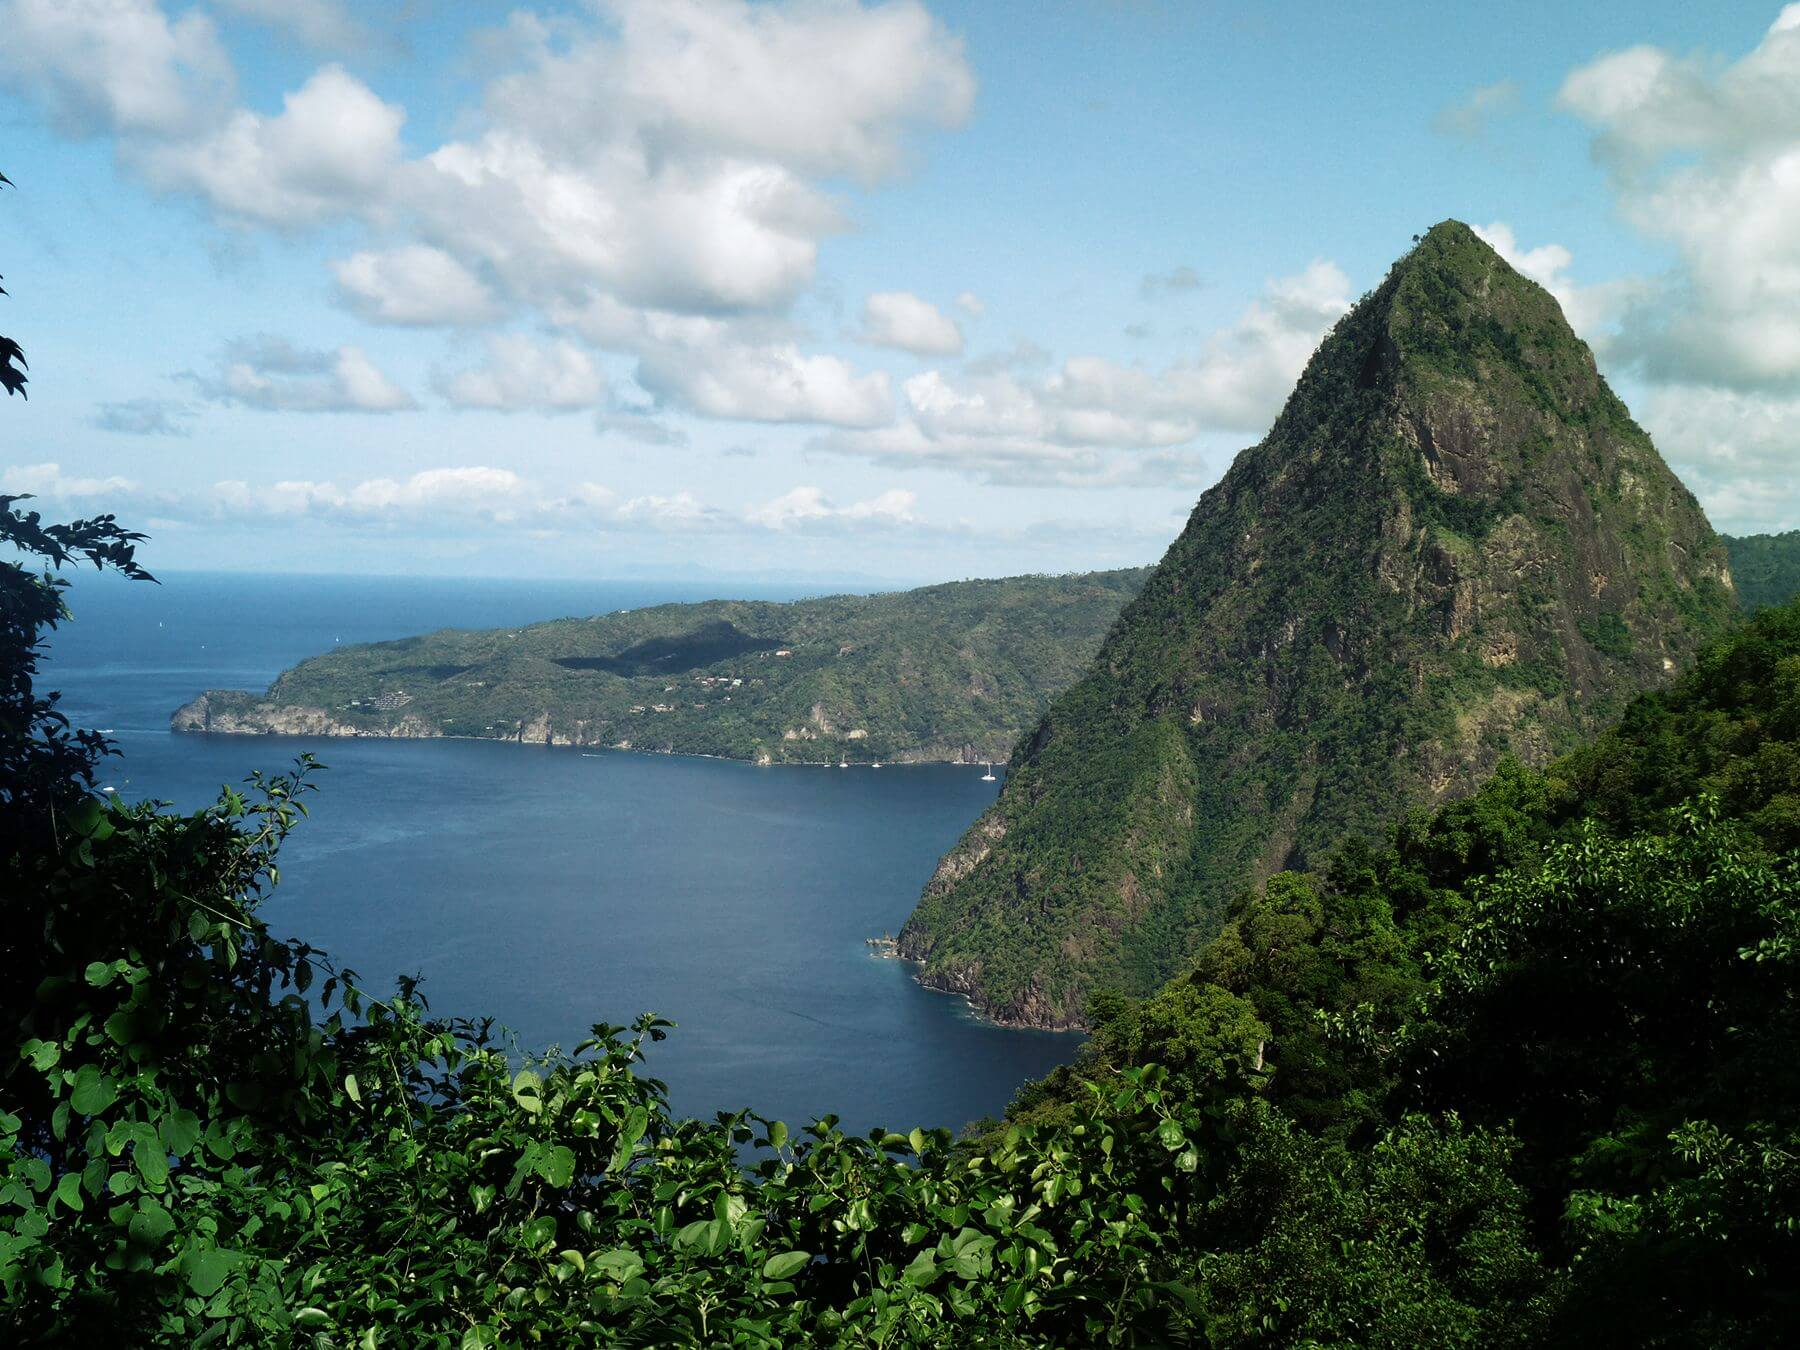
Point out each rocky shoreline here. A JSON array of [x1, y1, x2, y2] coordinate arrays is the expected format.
[[868, 932, 1083, 1033]]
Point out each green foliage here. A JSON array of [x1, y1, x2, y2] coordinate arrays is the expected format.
[[179, 569, 1150, 766], [1010, 597, 1800, 1345], [1414, 805, 1800, 1346], [3, 183, 1792, 1336], [1724, 530, 1800, 613], [7, 509, 1799, 1343], [902, 220, 1737, 1028], [0, 500, 1562, 1344]]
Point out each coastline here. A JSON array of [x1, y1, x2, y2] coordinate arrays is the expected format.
[[172, 721, 996, 770], [170, 693, 1005, 770], [866, 935, 1082, 1034]]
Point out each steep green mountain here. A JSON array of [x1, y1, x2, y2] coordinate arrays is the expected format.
[[1725, 530, 1800, 612], [172, 569, 1148, 765], [900, 221, 1737, 1028]]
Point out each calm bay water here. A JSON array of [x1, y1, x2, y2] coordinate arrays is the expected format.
[[46, 571, 1076, 1134]]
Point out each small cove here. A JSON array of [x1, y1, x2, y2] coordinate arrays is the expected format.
[[51, 571, 1080, 1133]]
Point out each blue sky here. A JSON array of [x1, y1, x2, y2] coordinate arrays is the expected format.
[[3, 0, 1797, 583]]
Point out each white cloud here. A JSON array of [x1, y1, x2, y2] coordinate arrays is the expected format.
[[0, 0, 977, 435], [194, 335, 415, 413], [334, 246, 505, 327], [634, 323, 894, 427], [6, 458, 942, 540], [0, 0, 231, 139], [819, 259, 1351, 483], [135, 65, 405, 227], [746, 486, 916, 530], [1636, 385, 1800, 533], [1, 461, 137, 499], [391, 0, 971, 321], [1553, 10, 1800, 527], [1559, 9, 1800, 391], [484, 0, 974, 182], [435, 334, 606, 412], [954, 291, 984, 317], [214, 0, 371, 52], [860, 291, 964, 355]]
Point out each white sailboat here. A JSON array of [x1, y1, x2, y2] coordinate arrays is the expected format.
[[980, 762, 996, 781]]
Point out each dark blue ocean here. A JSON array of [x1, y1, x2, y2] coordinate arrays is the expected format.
[[46, 571, 1077, 1135]]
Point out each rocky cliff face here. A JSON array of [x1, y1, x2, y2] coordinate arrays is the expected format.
[[172, 692, 442, 739], [899, 221, 1738, 1030]]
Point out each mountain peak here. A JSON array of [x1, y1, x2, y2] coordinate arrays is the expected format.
[[899, 225, 1737, 1031]]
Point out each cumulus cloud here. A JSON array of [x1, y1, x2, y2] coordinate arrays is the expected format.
[[0, 461, 137, 500], [334, 246, 505, 327], [135, 65, 406, 228], [1433, 80, 1520, 139], [0, 0, 976, 435], [1552, 8, 1800, 526], [633, 321, 894, 427], [859, 291, 964, 355], [434, 334, 605, 412], [818, 259, 1351, 483], [954, 291, 984, 317], [1636, 385, 1800, 533], [1559, 7, 1800, 391], [91, 397, 191, 436], [0, 0, 231, 139], [388, 0, 972, 323], [745, 486, 916, 530], [193, 335, 415, 413]]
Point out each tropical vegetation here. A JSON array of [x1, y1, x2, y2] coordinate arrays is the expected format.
[[174, 570, 1148, 766]]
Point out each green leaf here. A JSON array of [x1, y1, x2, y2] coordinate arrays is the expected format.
[[158, 1109, 200, 1159], [767, 1120, 788, 1150], [343, 1073, 360, 1104], [1156, 1119, 1186, 1151], [84, 960, 115, 987], [592, 1248, 644, 1282], [52, 1171, 84, 1213], [127, 1201, 174, 1248], [133, 1134, 170, 1190], [66, 798, 114, 841], [539, 1144, 576, 1188], [762, 1250, 811, 1281], [70, 1065, 118, 1116], [511, 1070, 543, 1114], [902, 1250, 940, 1288], [610, 1105, 649, 1171], [183, 1248, 243, 1298]]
